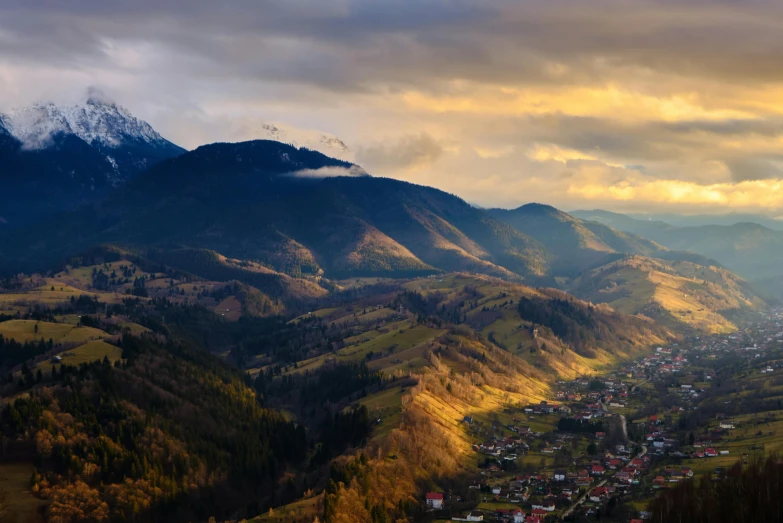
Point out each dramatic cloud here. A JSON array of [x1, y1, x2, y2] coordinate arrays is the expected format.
[[356, 134, 444, 172], [4, 0, 783, 213]]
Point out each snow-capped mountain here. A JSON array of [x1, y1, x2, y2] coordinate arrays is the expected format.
[[0, 90, 185, 226], [4, 95, 171, 151], [259, 123, 352, 161]]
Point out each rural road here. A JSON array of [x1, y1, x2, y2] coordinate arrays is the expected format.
[[561, 479, 607, 518]]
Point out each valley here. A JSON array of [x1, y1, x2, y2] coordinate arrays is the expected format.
[[0, 102, 777, 523], [0, 244, 776, 523]]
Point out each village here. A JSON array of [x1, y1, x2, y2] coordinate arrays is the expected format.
[[427, 308, 783, 522]]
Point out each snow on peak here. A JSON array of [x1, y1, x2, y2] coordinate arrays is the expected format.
[[4, 90, 167, 150], [259, 122, 351, 161]]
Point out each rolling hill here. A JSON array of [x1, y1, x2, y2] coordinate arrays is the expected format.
[[568, 256, 764, 333]]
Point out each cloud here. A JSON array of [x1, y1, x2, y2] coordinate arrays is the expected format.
[[4, 1, 783, 213], [289, 165, 367, 178], [724, 158, 783, 183], [356, 133, 444, 172]]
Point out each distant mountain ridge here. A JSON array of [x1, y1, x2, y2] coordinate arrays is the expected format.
[[0, 90, 185, 225], [489, 204, 665, 274], [571, 209, 783, 281]]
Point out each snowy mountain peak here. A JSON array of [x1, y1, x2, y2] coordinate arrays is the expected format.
[[3, 90, 170, 150], [259, 123, 351, 161]]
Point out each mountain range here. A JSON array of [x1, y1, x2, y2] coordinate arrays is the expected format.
[[0, 96, 769, 331]]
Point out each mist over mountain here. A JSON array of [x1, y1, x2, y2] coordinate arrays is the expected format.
[[626, 211, 783, 231]]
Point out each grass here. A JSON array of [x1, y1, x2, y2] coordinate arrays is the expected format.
[[0, 462, 44, 522], [283, 323, 445, 377], [251, 494, 322, 522], [214, 296, 242, 321], [34, 340, 122, 372], [117, 322, 151, 336], [0, 320, 108, 344], [359, 386, 405, 439]]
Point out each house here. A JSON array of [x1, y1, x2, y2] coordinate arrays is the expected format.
[[512, 509, 525, 523], [591, 465, 605, 475], [653, 476, 666, 487], [425, 492, 444, 509], [466, 513, 484, 522], [719, 421, 735, 430], [531, 508, 548, 517], [596, 431, 606, 439], [705, 447, 719, 457], [589, 486, 609, 502], [554, 469, 566, 481]]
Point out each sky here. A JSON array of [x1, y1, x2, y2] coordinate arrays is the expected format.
[[3, 0, 783, 214]]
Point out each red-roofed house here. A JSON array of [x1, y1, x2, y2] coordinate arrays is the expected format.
[[589, 487, 610, 502], [425, 492, 443, 509], [591, 465, 605, 475]]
